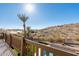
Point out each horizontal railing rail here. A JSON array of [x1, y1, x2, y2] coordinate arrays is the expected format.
[[25, 39, 78, 56]]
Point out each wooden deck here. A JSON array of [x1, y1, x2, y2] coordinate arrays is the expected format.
[[0, 39, 15, 56]]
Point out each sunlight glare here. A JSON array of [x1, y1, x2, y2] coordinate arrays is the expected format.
[[25, 4, 35, 13]]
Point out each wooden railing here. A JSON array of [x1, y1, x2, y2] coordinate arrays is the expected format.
[[4, 33, 23, 55], [1, 32, 79, 56]]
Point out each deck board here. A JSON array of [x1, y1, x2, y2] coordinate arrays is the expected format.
[[0, 39, 15, 56]]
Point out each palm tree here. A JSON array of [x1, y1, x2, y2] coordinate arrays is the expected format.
[[17, 14, 29, 38]]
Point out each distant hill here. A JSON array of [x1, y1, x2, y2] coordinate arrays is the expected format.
[[31, 23, 79, 43], [6, 29, 23, 31]]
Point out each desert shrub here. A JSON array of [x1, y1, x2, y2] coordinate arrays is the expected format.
[[55, 39, 64, 43], [75, 39, 79, 41]]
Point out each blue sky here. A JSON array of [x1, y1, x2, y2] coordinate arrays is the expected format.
[[0, 3, 79, 29]]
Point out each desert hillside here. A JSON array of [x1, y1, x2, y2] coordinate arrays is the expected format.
[[31, 23, 79, 42]]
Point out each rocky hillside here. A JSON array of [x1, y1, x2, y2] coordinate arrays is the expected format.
[[31, 23, 79, 42]]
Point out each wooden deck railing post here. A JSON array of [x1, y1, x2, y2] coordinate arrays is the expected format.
[[2, 32, 4, 39], [34, 46, 37, 56], [4, 33, 7, 42], [31, 45, 34, 56], [20, 37, 24, 56], [10, 34, 12, 47], [41, 48, 44, 56], [36, 47, 39, 56], [24, 40, 27, 56], [20, 37, 26, 56]]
